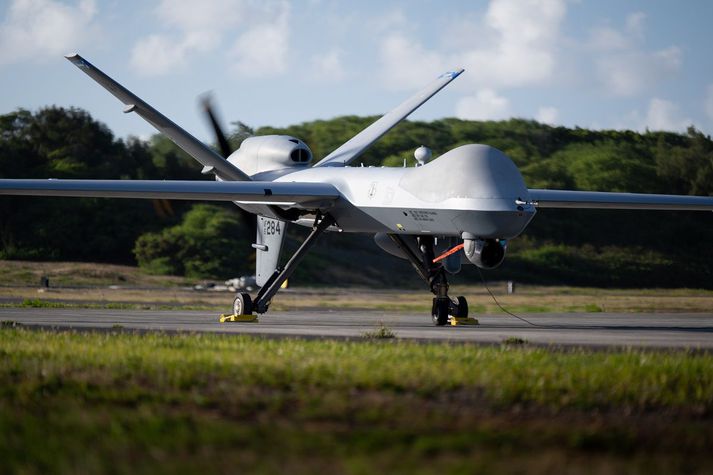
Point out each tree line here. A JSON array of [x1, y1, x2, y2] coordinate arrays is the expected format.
[[0, 106, 711, 287]]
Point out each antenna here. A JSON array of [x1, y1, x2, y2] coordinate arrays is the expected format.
[[414, 146, 432, 166]]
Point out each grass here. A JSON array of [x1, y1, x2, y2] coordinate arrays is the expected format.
[[502, 336, 527, 345], [2, 260, 713, 314], [0, 260, 192, 287], [2, 286, 713, 314], [0, 298, 217, 311], [362, 322, 396, 339], [1, 328, 712, 474]]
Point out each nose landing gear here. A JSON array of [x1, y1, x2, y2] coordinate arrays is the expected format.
[[388, 234, 472, 326], [429, 268, 469, 326], [431, 294, 469, 326]]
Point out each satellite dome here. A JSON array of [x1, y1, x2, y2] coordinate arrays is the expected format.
[[414, 146, 432, 165]]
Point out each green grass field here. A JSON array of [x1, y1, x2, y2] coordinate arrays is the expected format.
[[1, 327, 712, 474], [3, 260, 713, 315]]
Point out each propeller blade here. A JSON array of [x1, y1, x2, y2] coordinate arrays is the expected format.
[[201, 94, 233, 158], [200, 94, 257, 238]]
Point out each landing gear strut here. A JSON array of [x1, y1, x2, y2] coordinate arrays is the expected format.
[[230, 214, 336, 317], [388, 234, 469, 326]]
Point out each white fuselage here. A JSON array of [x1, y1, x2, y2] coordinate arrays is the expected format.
[[238, 144, 537, 239]]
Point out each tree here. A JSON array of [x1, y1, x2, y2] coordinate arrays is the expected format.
[[656, 127, 713, 196], [0, 107, 173, 262], [134, 204, 252, 278]]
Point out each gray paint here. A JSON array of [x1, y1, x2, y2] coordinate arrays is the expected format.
[[255, 217, 287, 287]]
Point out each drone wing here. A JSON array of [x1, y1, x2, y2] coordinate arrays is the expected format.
[[65, 53, 250, 182], [315, 69, 464, 168], [0, 179, 339, 209], [528, 189, 713, 211]]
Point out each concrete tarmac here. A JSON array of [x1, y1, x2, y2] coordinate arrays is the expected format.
[[2, 307, 713, 349]]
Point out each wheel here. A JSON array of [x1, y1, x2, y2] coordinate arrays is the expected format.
[[456, 296, 468, 318], [233, 292, 253, 316], [432, 298, 450, 326]]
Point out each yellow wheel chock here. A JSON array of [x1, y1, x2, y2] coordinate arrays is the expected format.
[[219, 313, 258, 323], [449, 316, 479, 326]]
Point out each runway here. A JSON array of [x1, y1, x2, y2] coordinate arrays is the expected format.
[[3, 307, 713, 349]]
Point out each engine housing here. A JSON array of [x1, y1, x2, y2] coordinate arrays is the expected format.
[[228, 135, 312, 176], [463, 238, 506, 269]]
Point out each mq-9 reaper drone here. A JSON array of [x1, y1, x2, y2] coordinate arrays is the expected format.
[[1, 54, 712, 325]]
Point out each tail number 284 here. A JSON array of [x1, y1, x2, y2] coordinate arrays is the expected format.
[[263, 220, 281, 236]]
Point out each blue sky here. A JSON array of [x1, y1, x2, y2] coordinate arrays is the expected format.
[[1, 0, 712, 144]]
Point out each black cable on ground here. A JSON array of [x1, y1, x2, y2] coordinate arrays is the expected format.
[[477, 267, 542, 328]]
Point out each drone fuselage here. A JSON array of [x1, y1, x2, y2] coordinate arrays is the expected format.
[[237, 144, 536, 239]]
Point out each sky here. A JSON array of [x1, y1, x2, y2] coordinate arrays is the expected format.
[[1, 0, 713, 144]]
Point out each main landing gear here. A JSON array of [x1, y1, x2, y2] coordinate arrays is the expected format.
[[233, 292, 253, 316], [388, 235, 470, 326], [226, 214, 469, 327], [229, 214, 336, 318]]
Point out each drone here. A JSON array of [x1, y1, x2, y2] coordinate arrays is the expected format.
[[1, 54, 712, 325]]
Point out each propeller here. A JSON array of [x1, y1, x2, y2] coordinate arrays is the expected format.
[[200, 93, 258, 238], [201, 94, 233, 159]]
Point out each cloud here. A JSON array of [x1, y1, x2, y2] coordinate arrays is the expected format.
[[455, 89, 511, 121], [155, 0, 245, 32], [595, 47, 681, 96], [368, 7, 408, 34], [130, 31, 218, 76], [588, 27, 630, 52], [642, 98, 691, 132], [130, 0, 241, 76], [375, 1, 687, 133], [536, 106, 559, 125], [625, 11, 646, 39], [309, 49, 346, 82], [376, 0, 569, 125], [0, 0, 97, 66], [379, 34, 446, 90], [130, 0, 290, 77], [588, 12, 646, 51], [473, 0, 566, 87], [379, 0, 567, 92], [589, 12, 682, 96], [230, 5, 289, 77]]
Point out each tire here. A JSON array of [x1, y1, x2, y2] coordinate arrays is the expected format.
[[432, 298, 450, 326], [456, 296, 468, 318], [233, 293, 253, 316]]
